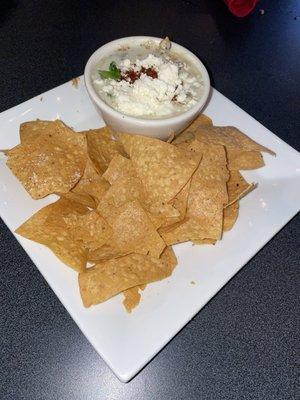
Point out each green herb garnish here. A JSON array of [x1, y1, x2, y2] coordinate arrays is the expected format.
[[98, 61, 121, 80]]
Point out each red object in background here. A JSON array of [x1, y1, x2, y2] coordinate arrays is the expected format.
[[224, 0, 259, 17]]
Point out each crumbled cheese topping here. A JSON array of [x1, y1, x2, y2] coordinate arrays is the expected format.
[[93, 54, 203, 118]]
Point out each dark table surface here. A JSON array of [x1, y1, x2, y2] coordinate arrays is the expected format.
[[0, 1, 299, 399]]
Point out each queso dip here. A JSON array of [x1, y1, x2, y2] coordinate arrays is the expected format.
[[92, 39, 204, 119]]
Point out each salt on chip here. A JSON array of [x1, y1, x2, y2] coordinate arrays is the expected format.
[[194, 126, 275, 155], [159, 142, 228, 244], [109, 200, 166, 258], [15, 198, 88, 271], [102, 154, 135, 184], [6, 121, 87, 199], [85, 127, 126, 174], [79, 247, 177, 307], [226, 148, 265, 170], [223, 171, 255, 231], [119, 133, 199, 205]]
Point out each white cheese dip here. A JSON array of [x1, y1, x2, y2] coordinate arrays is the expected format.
[[92, 48, 204, 119]]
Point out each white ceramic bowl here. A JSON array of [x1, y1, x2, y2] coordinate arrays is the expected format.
[[84, 36, 210, 140]]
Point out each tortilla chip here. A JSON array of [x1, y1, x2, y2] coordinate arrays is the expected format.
[[63, 210, 112, 251], [6, 121, 87, 199], [223, 203, 239, 232], [85, 127, 126, 174], [187, 114, 213, 129], [9, 115, 272, 313], [225, 179, 256, 207], [160, 179, 191, 228], [19, 120, 60, 144], [193, 126, 275, 155], [226, 148, 265, 170], [223, 171, 255, 231], [71, 158, 99, 192], [84, 178, 110, 204], [102, 154, 136, 184], [72, 158, 110, 205], [15, 198, 88, 271], [159, 143, 228, 244], [109, 200, 166, 258], [58, 191, 96, 208], [98, 191, 165, 257], [79, 247, 177, 307], [172, 130, 195, 146], [97, 175, 170, 229], [123, 286, 141, 313], [169, 179, 191, 217], [0, 148, 9, 156], [147, 203, 180, 222], [193, 238, 216, 245], [100, 156, 179, 227], [97, 176, 145, 228], [72, 158, 100, 190], [119, 133, 200, 205], [172, 114, 213, 145], [87, 243, 124, 262]]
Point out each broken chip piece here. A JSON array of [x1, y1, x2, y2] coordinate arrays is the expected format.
[[79, 247, 177, 307]]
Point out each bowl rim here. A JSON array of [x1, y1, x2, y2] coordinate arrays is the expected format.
[[84, 36, 211, 127]]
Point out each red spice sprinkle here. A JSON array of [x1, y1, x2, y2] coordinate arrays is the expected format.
[[141, 67, 158, 79], [120, 67, 158, 84], [121, 69, 140, 84]]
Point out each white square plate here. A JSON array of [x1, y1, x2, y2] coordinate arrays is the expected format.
[[0, 78, 299, 382]]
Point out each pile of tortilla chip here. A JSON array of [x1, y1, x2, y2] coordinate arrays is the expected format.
[[4, 115, 274, 312]]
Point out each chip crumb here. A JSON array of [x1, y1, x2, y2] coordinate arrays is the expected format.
[[259, 9, 265, 15], [71, 77, 80, 88], [39, 96, 43, 102], [190, 281, 196, 285]]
